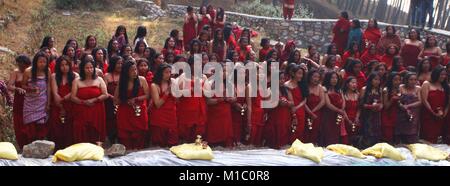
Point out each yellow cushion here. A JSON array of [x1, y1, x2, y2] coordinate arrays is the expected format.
[[326, 144, 366, 159], [286, 139, 324, 163], [407, 144, 449, 161], [0, 142, 19, 160], [52, 143, 104, 162], [362, 143, 406, 161], [170, 143, 214, 160]]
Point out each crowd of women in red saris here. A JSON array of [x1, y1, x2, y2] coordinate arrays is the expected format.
[[6, 6, 450, 151]]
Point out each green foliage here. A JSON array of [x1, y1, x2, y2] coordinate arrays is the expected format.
[[233, 0, 313, 18], [54, 0, 117, 10]]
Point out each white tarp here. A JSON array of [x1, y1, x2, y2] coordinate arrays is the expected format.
[[1, 144, 449, 166]]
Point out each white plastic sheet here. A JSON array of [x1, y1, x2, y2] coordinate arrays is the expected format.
[[1, 145, 449, 166]]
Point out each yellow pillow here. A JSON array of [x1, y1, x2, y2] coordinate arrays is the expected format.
[[362, 143, 406, 161], [170, 143, 214, 160], [407, 144, 449, 161], [0, 142, 19, 160], [326, 144, 366, 159], [286, 139, 324, 163], [52, 143, 104, 162]]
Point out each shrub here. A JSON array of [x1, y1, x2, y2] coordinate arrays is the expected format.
[[54, 0, 116, 10]]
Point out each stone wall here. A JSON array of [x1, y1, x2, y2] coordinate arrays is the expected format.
[[167, 4, 450, 53]]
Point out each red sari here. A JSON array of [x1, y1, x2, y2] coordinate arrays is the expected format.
[[236, 45, 251, 62], [381, 54, 395, 69], [177, 80, 207, 142], [72, 86, 106, 144], [421, 90, 447, 143], [401, 44, 421, 67], [231, 97, 246, 144], [442, 54, 450, 66], [342, 51, 361, 67], [150, 90, 178, 147], [161, 48, 183, 58], [332, 18, 351, 55], [48, 83, 73, 150], [259, 47, 272, 62], [197, 15, 210, 36], [319, 92, 343, 146], [344, 71, 367, 91], [249, 93, 265, 146], [116, 88, 148, 150], [344, 98, 359, 145], [304, 93, 322, 144], [381, 93, 400, 144], [360, 51, 381, 67], [265, 95, 291, 149], [206, 96, 233, 146], [289, 87, 305, 142], [13, 81, 27, 148], [363, 28, 381, 46], [421, 51, 441, 69], [183, 17, 197, 51]]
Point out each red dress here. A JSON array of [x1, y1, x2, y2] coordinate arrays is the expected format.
[[116, 88, 148, 150], [421, 90, 447, 143], [421, 51, 441, 69], [363, 28, 381, 46], [304, 93, 322, 144], [161, 48, 182, 58], [49, 60, 56, 73], [283, 0, 295, 19], [265, 95, 291, 149], [342, 51, 361, 67], [211, 42, 226, 62], [442, 54, 450, 66], [206, 96, 233, 146], [289, 87, 306, 142], [197, 15, 210, 36], [381, 54, 396, 69], [360, 51, 381, 67], [381, 93, 400, 144], [183, 17, 197, 51], [72, 86, 106, 144], [319, 92, 343, 146], [249, 93, 265, 146], [236, 45, 251, 62], [48, 83, 73, 149], [344, 99, 359, 144], [150, 90, 178, 147], [259, 47, 272, 62], [344, 71, 367, 91], [177, 80, 207, 142], [332, 18, 351, 55], [105, 78, 118, 142], [142, 72, 154, 87], [401, 44, 421, 67], [12, 81, 27, 148], [231, 97, 246, 144]]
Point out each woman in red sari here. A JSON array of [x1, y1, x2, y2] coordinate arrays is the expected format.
[[381, 72, 402, 144], [342, 77, 360, 146], [246, 73, 267, 146], [420, 67, 449, 143], [285, 64, 308, 142], [103, 56, 123, 144], [83, 35, 97, 57], [236, 37, 252, 62], [71, 57, 108, 144], [183, 6, 198, 51], [205, 65, 234, 147], [162, 37, 183, 58], [92, 48, 108, 74], [342, 42, 361, 67], [419, 35, 443, 69], [360, 44, 381, 67], [442, 42, 450, 66], [259, 38, 272, 63], [198, 6, 211, 37], [114, 61, 149, 150], [341, 59, 367, 91], [209, 28, 227, 62], [377, 26, 401, 55], [304, 70, 325, 144], [137, 58, 153, 87], [417, 58, 432, 85], [21, 52, 51, 146], [49, 56, 77, 149], [322, 43, 343, 68], [332, 11, 351, 55], [281, 40, 296, 63], [283, 0, 295, 20], [198, 30, 211, 53], [363, 18, 381, 48], [8, 55, 31, 148], [213, 7, 226, 31], [177, 56, 208, 142], [150, 64, 178, 147], [320, 71, 346, 146], [381, 44, 399, 70], [169, 29, 184, 52], [400, 29, 423, 68]]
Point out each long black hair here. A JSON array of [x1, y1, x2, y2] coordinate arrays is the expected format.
[[323, 71, 341, 93], [153, 63, 172, 86], [342, 76, 357, 95], [40, 36, 53, 49], [189, 39, 201, 54], [430, 67, 449, 106], [79, 55, 97, 81], [65, 38, 78, 50], [212, 28, 224, 52], [92, 47, 107, 70], [55, 55, 75, 88], [134, 40, 148, 53], [326, 43, 337, 55], [62, 45, 76, 62], [163, 37, 175, 50], [287, 63, 309, 98], [118, 61, 140, 102], [107, 55, 123, 73], [31, 52, 49, 82], [133, 25, 147, 44], [114, 25, 129, 45], [344, 58, 362, 74], [216, 7, 225, 20], [84, 35, 97, 49], [107, 39, 119, 60], [385, 71, 400, 97], [417, 57, 432, 77], [288, 50, 301, 64], [361, 73, 381, 105], [390, 56, 403, 72]]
